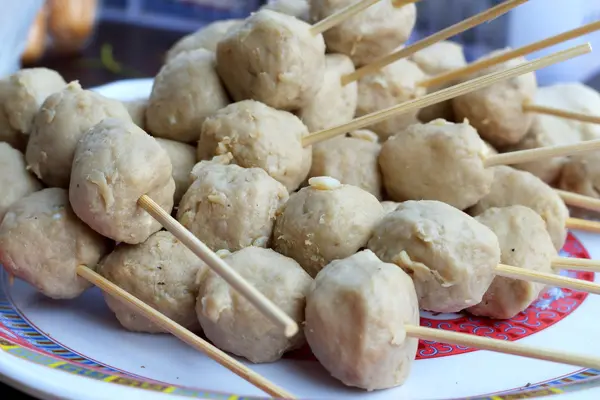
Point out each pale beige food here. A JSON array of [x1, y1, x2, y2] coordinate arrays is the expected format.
[[262, 0, 309, 20], [0, 91, 27, 151], [177, 158, 288, 252], [273, 178, 383, 277], [298, 53, 357, 132], [0, 68, 66, 136], [453, 50, 537, 148], [356, 59, 427, 140], [69, 118, 175, 244], [410, 41, 467, 122], [558, 151, 600, 199], [197, 247, 312, 363], [25, 81, 132, 188], [123, 98, 147, 129], [146, 49, 229, 143], [381, 201, 400, 214], [509, 83, 600, 183], [0, 143, 43, 222], [309, 0, 417, 67], [468, 206, 556, 319], [198, 100, 312, 191], [99, 231, 207, 333], [165, 19, 243, 62], [216, 9, 326, 110], [308, 130, 382, 199], [469, 166, 569, 251], [305, 250, 419, 390], [0, 188, 111, 299], [368, 200, 500, 313], [379, 120, 493, 210], [155, 138, 196, 205]]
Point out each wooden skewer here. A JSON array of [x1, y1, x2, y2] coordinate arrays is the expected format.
[[341, 0, 528, 85], [309, 0, 381, 36], [552, 257, 600, 273], [523, 104, 600, 125], [483, 138, 600, 168], [76, 265, 296, 399], [392, 0, 421, 7], [556, 189, 600, 213], [419, 20, 600, 88], [406, 325, 600, 369], [137, 195, 299, 338], [566, 217, 600, 233], [302, 43, 591, 147], [495, 264, 600, 294]]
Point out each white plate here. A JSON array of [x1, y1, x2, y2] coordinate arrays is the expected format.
[[2, 79, 600, 400]]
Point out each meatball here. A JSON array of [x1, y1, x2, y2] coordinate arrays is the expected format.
[[0, 68, 66, 136], [309, 0, 417, 67], [123, 98, 147, 129], [379, 119, 493, 210], [368, 200, 500, 313], [469, 165, 569, 251], [308, 130, 382, 199], [508, 83, 600, 183], [0, 91, 27, 151], [69, 118, 175, 244], [197, 246, 312, 363], [558, 151, 600, 199], [298, 53, 357, 132], [25, 81, 132, 188], [155, 138, 196, 205], [273, 177, 383, 277], [216, 9, 326, 110], [261, 0, 310, 21], [177, 157, 288, 252], [99, 231, 207, 333], [166, 19, 243, 62], [0, 188, 111, 299], [146, 49, 230, 143], [198, 100, 312, 191], [468, 206, 556, 319], [356, 58, 427, 141], [0, 143, 43, 221], [305, 250, 419, 390], [410, 41, 467, 123], [452, 50, 537, 148]]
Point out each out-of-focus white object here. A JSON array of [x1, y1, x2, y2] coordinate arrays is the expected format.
[[0, 0, 44, 78], [508, 0, 600, 85]]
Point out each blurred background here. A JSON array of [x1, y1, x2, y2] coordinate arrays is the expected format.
[[3, 0, 600, 88]]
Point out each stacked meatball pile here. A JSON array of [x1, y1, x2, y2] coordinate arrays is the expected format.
[[0, 0, 598, 393]]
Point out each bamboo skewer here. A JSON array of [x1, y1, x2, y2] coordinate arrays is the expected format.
[[137, 195, 299, 338], [553, 257, 600, 273], [340, 0, 529, 85], [556, 189, 600, 213], [78, 264, 600, 387], [495, 264, 600, 294], [76, 265, 296, 399], [302, 43, 591, 147], [566, 217, 600, 233], [523, 104, 600, 125], [419, 20, 600, 88], [483, 138, 600, 167], [309, 0, 381, 36], [392, 0, 421, 7], [406, 325, 600, 369]]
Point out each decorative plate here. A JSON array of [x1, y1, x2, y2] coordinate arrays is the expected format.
[[1, 79, 600, 400]]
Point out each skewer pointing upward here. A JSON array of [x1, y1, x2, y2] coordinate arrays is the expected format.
[[522, 104, 600, 125], [310, 0, 382, 36], [341, 0, 529, 85], [302, 43, 591, 147], [137, 195, 299, 338], [419, 20, 600, 88]]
